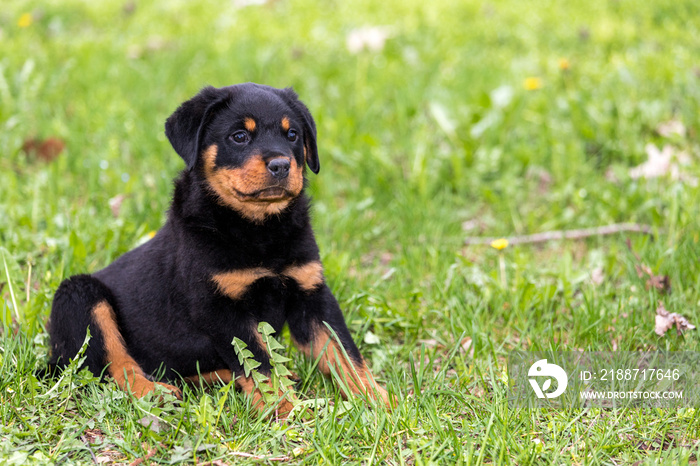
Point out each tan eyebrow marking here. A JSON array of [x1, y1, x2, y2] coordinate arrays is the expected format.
[[281, 116, 290, 131], [244, 117, 256, 132]]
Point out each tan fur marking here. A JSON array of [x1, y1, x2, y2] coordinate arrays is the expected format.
[[92, 302, 181, 398], [235, 375, 295, 419], [295, 326, 391, 407], [184, 369, 233, 385], [254, 327, 268, 354], [281, 116, 290, 131], [286, 157, 304, 196], [283, 261, 324, 292], [203, 145, 303, 223], [212, 268, 275, 300], [244, 117, 256, 132]]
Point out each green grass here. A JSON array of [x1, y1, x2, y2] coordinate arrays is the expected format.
[[2, 0, 700, 463]]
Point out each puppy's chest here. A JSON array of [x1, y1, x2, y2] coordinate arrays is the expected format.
[[211, 260, 324, 301]]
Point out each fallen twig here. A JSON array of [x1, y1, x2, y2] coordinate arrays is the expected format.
[[464, 223, 653, 246], [80, 435, 98, 465], [227, 452, 291, 462], [128, 443, 163, 466]]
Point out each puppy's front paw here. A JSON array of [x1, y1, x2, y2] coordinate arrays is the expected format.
[[236, 375, 297, 421], [129, 376, 182, 400]]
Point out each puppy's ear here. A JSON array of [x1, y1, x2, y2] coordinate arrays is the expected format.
[[165, 86, 229, 170], [277, 88, 319, 174]]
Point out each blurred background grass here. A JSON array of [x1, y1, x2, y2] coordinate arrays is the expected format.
[[1, 0, 700, 462]]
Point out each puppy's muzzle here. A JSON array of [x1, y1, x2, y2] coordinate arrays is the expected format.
[[266, 155, 291, 180]]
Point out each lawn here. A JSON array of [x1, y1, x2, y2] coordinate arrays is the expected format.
[[2, 0, 700, 464]]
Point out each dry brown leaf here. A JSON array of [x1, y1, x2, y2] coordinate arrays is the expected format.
[[95, 449, 125, 464], [655, 301, 696, 337], [127, 36, 172, 59], [634, 263, 671, 293], [656, 119, 686, 138], [461, 219, 479, 232], [629, 143, 694, 183], [635, 432, 676, 451], [605, 167, 619, 183], [233, 0, 269, 7], [646, 272, 671, 293], [123, 1, 136, 15], [626, 239, 671, 293], [525, 166, 553, 193], [137, 414, 163, 433], [418, 338, 440, 348], [590, 267, 604, 286], [109, 194, 127, 218], [461, 337, 474, 358], [82, 428, 106, 444], [96, 454, 120, 464], [22, 137, 65, 162], [346, 26, 392, 54], [630, 144, 670, 179], [127, 443, 163, 466]]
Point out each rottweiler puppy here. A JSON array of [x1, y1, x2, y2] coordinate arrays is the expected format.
[[47, 83, 389, 416]]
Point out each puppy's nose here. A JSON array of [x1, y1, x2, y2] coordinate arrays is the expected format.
[[266, 157, 291, 179]]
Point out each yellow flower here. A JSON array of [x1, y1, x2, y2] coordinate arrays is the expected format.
[[523, 77, 543, 91], [491, 238, 509, 250], [559, 58, 570, 71], [148, 230, 157, 239], [18, 13, 33, 28]]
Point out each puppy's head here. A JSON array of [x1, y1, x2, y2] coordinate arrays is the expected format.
[[165, 83, 319, 223]]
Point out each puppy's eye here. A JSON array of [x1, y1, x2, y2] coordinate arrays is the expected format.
[[229, 131, 249, 144], [286, 129, 298, 142]]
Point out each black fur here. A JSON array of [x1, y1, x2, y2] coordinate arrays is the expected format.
[[46, 83, 363, 391]]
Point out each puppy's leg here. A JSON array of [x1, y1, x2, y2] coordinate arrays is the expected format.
[[287, 284, 391, 407], [91, 301, 181, 398], [234, 372, 296, 418], [203, 323, 295, 417], [48, 275, 180, 398], [240, 326, 297, 417]]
